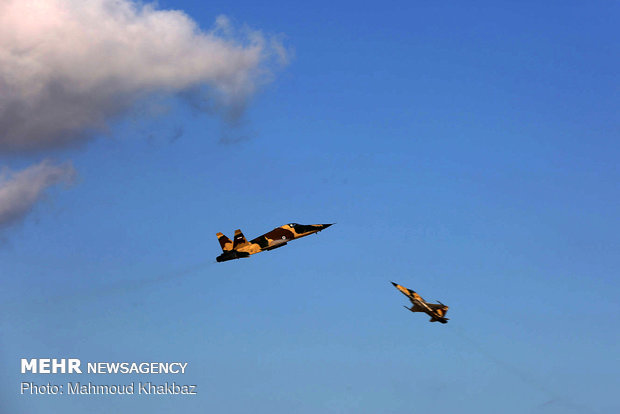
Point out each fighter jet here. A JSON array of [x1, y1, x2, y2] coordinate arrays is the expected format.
[[216, 223, 333, 262], [391, 282, 449, 324]]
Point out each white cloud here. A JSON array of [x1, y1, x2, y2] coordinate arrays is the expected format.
[[0, 0, 286, 151], [0, 161, 76, 228]]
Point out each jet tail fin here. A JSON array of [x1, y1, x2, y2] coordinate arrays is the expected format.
[[216, 233, 233, 252], [233, 229, 248, 249]]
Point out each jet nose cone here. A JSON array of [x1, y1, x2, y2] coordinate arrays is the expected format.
[[391, 281, 398, 287], [321, 223, 334, 229]]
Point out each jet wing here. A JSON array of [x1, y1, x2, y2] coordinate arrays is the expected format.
[[406, 303, 427, 313]]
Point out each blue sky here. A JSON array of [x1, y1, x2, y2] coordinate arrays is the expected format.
[[1, 1, 618, 413]]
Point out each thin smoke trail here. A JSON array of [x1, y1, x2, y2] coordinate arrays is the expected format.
[[82, 259, 215, 299], [10, 260, 215, 309], [448, 324, 595, 413]]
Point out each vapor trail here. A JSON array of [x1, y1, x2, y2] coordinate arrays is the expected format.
[[87, 259, 215, 299], [448, 325, 594, 413], [14, 260, 215, 309]]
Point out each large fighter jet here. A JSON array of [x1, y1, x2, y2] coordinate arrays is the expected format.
[[216, 223, 333, 262], [391, 282, 449, 324]]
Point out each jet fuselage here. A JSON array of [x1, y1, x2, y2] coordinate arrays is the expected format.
[[392, 282, 449, 324], [216, 223, 333, 262]]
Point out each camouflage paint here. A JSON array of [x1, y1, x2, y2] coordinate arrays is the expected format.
[[216, 223, 333, 262], [391, 282, 449, 324]]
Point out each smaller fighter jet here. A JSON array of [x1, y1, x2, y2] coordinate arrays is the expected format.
[[216, 223, 334, 262], [391, 282, 449, 324]]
